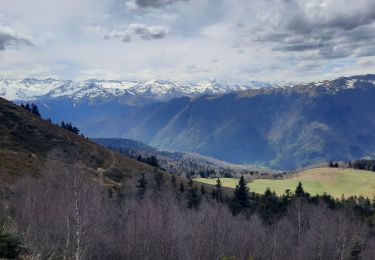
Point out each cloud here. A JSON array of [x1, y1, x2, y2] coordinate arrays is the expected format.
[[0, 25, 34, 51], [243, 0, 375, 59], [83, 23, 171, 42], [2, 0, 375, 82], [129, 23, 171, 39], [129, 0, 188, 8], [84, 26, 131, 42]]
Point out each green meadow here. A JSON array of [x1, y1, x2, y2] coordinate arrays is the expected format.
[[195, 167, 375, 198]]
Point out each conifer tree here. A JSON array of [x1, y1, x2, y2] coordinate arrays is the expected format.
[[0, 230, 22, 259], [295, 182, 305, 197], [231, 176, 250, 215], [146, 155, 159, 168], [31, 103, 41, 117], [186, 179, 201, 209], [329, 161, 334, 167], [214, 178, 223, 202]]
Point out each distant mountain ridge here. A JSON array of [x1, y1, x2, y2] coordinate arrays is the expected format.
[[0, 78, 282, 103], [119, 74, 375, 169], [1, 74, 375, 169]]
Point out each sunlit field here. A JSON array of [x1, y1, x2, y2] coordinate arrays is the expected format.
[[195, 167, 375, 198]]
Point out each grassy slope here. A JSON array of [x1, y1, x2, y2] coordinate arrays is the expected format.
[[0, 97, 158, 186], [195, 167, 375, 198]]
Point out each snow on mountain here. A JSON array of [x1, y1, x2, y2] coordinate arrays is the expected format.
[[1, 75, 373, 103], [0, 78, 277, 102], [0, 78, 62, 101]]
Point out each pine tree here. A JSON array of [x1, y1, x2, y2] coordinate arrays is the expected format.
[[231, 176, 250, 215], [145, 155, 159, 168], [0, 229, 22, 259], [136, 173, 147, 200], [257, 188, 284, 223], [31, 103, 41, 117], [25, 103, 31, 111], [186, 179, 201, 209], [214, 178, 223, 202], [295, 182, 305, 197]]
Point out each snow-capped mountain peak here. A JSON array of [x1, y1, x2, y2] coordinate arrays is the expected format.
[[0, 78, 277, 102], [1, 75, 373, 103]]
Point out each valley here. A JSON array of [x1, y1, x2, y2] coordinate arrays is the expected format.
[[2, 80, 375, 259], [2, 74, 375, 169], [2, 0, 375, 258]]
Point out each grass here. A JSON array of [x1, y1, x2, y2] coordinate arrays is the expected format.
[[195, 167, 375, 198]]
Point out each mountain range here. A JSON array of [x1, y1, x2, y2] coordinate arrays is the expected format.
[[1, 74, 375, 169], [0, 78, 279, 102]]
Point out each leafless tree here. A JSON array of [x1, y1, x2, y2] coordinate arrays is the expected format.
[[9, 149, 375, 260]]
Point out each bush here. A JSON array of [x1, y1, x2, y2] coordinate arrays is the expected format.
[[0, 230, 22, 259]]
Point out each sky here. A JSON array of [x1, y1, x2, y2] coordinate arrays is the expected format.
[[0, 0, 374, 83]]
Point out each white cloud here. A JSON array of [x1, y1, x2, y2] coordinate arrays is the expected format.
[[0, 25, 34, 50], [0, 0, 374, 82], [83, 23, 171, 42]]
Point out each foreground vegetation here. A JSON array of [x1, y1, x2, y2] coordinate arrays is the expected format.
[[1, 153, 375, 259], [196, 167, 375, 198]]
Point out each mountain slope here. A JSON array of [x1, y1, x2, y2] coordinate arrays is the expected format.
[[0, 97, 155, 183], [2, 74, 375, 170], [93, 138, 276, 177], [121, 75, 375, 169], [0, 78, 280, 137]]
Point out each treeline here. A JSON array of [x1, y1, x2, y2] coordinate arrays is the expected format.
[[2, 151, 375, 259], [20, 103, 41, 117], [60, 121, 80, 135], [329, 159, 375, 172], [19, 103, 83, 136], [107, 146, 275, 179], [352, 160, 375, 172]]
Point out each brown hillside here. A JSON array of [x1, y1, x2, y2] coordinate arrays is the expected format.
[[0, 97, 157, 185]]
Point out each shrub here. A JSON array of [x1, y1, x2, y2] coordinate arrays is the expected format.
[[0, 229, 22, 259]]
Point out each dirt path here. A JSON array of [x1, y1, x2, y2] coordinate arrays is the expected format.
[[97, 150, 118, 184]]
